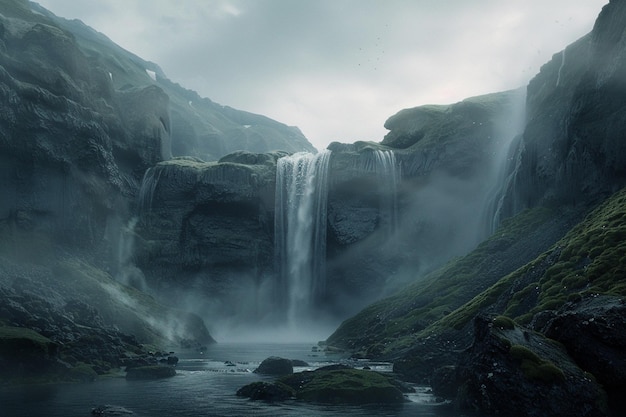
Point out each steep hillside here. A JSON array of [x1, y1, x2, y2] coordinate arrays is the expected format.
[[30, 2, 315, 161]]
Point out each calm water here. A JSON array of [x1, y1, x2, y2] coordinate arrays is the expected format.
[[0, 343, 467, 417]]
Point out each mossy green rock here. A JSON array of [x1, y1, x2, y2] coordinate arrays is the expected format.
[[236, 381, 296, 401], [126, 365, 176, 380], [0, 326, 58, 375], [278, 368, 406, 404]]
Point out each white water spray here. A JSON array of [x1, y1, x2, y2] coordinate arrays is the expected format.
[[274, 150, 331, 326]]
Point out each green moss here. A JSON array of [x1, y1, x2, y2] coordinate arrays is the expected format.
[[280, 369, 405, 404], [508, 344, 565, 384], [497, 337, 513, 350], [66, 363, 98, 382], [329, 187, 626, 361], [327, 206, 555, 354], [493, 315, 515, 330], [0, 326, 53, 346]]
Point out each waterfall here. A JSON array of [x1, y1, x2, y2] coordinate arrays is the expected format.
[[373, 150, 399, 234], [137, 167, 162, 214], [361, 149, 400, 235], [274, 150, 331, 325], [556, 47, 567, 87]]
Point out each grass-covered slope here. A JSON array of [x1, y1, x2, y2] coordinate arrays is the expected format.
[[326, 206, 578, 356], [328, 187, 626, 360], [443, 186, 626, 328]]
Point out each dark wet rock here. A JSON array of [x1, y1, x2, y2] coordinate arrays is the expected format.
[[543, 296, 626, 415], [253, 356, 293, 376], [290, 359, 309, 367], [499, 0, 626, 218], [236, 381, 296, 401], [125, 365, 176, 380], [456, 315, 608, 417], [430, 365, 457, 399]]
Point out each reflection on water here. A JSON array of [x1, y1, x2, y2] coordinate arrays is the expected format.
[[0, 343, 467, 417]]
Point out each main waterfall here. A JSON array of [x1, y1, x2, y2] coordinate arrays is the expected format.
[[274, 150, 331, 326]]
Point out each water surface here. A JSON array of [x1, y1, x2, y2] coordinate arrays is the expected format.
[[1, 343, 466, 417]]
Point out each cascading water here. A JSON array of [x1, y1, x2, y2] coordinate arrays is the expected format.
[[369, 149, 400, 235], [483, 89, 528, 234], [137, 167, 162, 214], [274, 150, 331, 326], [358, 149, 400, 237]]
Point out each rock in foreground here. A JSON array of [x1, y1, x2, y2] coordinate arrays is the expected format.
[[236, 381, 296, 401], [239, 367, 407, 405], [456, 315, 608, 417]]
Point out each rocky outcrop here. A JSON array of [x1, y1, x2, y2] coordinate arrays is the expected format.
[[0, 254, 213, 383], [456, 315, 608, 417], [253, 356, 294, 376], [0, 326, 59, 378], [134, 152, 283, 318], [543, 296, 626, 415], [500, 0, 626, 217], [236, 381, 296, 401]]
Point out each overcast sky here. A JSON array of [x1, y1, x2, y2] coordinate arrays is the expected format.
[[36, 0, 607, 151]]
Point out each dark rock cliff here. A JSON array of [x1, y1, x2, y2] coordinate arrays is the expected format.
[[134, 152, 283, 319], [500, 0, 626, 217], [0, 0, 313, 369]]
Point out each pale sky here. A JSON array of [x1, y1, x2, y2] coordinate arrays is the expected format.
[[35, 0, 608, 151]]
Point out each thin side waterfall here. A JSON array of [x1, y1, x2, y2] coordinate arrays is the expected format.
[[138, 167, 162, 214], [361, 149, 400, 235], [373, 149, 400, 235], [274, 150, 331, 325], [483, 89, 527, 234]]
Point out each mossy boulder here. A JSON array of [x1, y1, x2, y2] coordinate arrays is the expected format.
[[125, 365, 176, 380], [278, 368, 406, 404], [0, 326, 59, 377], [236, 381, 296, 401]]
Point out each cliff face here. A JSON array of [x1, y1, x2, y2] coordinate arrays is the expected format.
[[501, 0, 626, 216], [32, 3, 315, 161], [0, 5, 166, 249]]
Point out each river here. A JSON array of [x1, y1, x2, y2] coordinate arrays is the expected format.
[[0, 343, 469, 417]]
